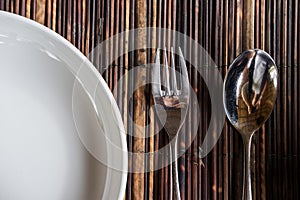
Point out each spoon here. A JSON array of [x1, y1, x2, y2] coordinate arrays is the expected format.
[[223, 49, 278, 200]]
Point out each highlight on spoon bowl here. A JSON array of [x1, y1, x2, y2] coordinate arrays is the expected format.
[[223, 49, 278, 135]]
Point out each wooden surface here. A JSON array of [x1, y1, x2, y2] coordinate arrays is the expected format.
[[1, 0, 299, 199]]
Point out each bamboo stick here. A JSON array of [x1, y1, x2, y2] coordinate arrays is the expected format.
[[51, 0, 56, 31], [56, 0, 62, 35], [85, 0, 90, 54], [156, 1, 163, 198], [211, 1, 219, 199], [81, 0, 86, 55], [36, 0, 45, 24], [15, 0, 20, 14], [147, 0, 156, 199], [297, 0, 300, 67], [103, 0, 110, 81], [77, 0, 82, 51], [206, 29, 213, 191], [100, 0, 105, 72], [125, 0, 135, 199], [201, 1, 210, 199], [132, 0, 147, 198], [207, 5, 214, 194], [117, 0, 124, 109], [93, 0, 101, 71], [185, 2, 193, 200], [253, 1, 264, 200], [179, 1, 188, 198], [71, 0, 76, 45], [288, 64, 293, 198], [287, 0, 292, 67], [287, 2, 293, 198], [5, 0, 10, 11], [296, 67, 300, 198], [197, 2, 204, 198], [270, 0, 276, 59], [223, 2, 230, 199], [20, 0, 27, 17], [259, 1, 266, 198], [282, 0, 287, 66], [88, 0, 95, 62], [10, 0, 14, 13], [265, 57, 273, 200], [242, 0, 254, 50], [292, 1, 299, 186], [20, 0, 26, 16], [220, 1, 231, 200], [117, 0, 128, 198], [276, 0, 281, 64], [0, 1, 4, 10], [61, 0, 67, 38], [192, 1, 199, 196], [228, 0, 236, 61], [218, 1, 227, 200], [143, 0, 151, 199], [162, 0, 166, 49], [198, 65, 204, 199], [204, 0, 210, 198], [66, 0, 72, 42], [108, 0, 113, 90], [261, 0, 265, 50], [275, 1, 283, 198], [123, 0, 130, 130], [268, 6, 277, 193], [291, 1, 299, 66], [150, 0, 158, 199], [254, 0, 260, 48], [31, 0, 37, 19], [45, 0, 51, 28], [113, 0, 119, 106], [224, 1, 234, 199], [166, 0, 171, 51], [216, 0, 225, 193], [235, 0, 242, 56]]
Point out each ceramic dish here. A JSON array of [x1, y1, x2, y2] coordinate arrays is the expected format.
[[0, 11, 127, 200]]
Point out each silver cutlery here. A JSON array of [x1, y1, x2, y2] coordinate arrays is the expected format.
[[152, 47, 189, 200], [223, 49, 278, 200]]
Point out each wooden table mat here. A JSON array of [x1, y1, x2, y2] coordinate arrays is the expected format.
[[1, 0, 299, 199]]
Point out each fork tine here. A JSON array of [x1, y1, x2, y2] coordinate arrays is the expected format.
[[178, 47, 189, 96], [152, 49, 162, 97], [163, 47, 171, 96], [170, 47, 178, 95]]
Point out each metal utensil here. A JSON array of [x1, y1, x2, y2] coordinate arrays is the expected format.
[[152, 47, 189, 200], [223, 49, 278, 200]]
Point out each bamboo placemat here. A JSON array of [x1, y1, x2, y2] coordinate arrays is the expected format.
[[1, 0, 299, 199]]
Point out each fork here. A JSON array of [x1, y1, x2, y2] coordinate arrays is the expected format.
[[152, 47, 189, 200]]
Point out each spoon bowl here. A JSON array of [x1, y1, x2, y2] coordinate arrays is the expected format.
[[223, 49, 278, 200]]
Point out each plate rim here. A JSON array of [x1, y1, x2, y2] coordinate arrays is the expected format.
[[0, 10, 128, 200]]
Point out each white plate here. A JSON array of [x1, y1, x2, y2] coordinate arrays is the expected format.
[[0, 11, 127, 200]]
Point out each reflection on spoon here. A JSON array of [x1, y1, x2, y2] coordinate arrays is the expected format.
[[223, 49, 278, 199], [224, 49, 278, 134]]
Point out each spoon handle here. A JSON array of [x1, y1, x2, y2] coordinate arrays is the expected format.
[[242, 133, 254, 200]]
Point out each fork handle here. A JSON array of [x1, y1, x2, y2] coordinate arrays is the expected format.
[[170, 141, 181, 200]]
